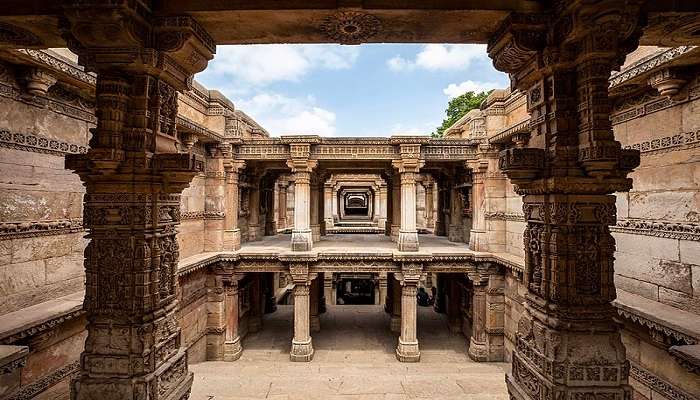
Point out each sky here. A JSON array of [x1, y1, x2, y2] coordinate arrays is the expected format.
[[195, 44, 509, 137]]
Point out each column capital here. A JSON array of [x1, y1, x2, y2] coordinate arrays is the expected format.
[[392, 158, 424, 174], [287, 159, 318, 174]]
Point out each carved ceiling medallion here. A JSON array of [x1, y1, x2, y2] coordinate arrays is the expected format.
[[320, 12, 381, 45]]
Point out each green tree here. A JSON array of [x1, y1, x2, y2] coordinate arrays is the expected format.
[[433, 90, 491, 137]]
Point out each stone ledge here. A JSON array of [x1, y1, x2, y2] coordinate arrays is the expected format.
[[614, 289, 700, 345], [0, 345, 28, 373], [0, 291, 84, 345], [669, 344, 700, 375]]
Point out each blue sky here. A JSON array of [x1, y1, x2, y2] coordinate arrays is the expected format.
[[195, 44, 509, 137]]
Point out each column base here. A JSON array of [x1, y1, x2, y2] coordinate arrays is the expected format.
[[395, 338, 420, 362], [469, 229, 487, 251], [390, 315, 401, 333], [223, 228, 242, 251], [310, 224, 321, 242], [224, 337, 243, 361], [72, 349, 193, 400], [397, 230, 419, 252], [310, 315, 321, 332], [291, 229, 313, 251], [290, 338, 314, 362], [468, 338, 488, 362]]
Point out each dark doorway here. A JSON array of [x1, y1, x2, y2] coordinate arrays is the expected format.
[[336, 277, 375, 305]]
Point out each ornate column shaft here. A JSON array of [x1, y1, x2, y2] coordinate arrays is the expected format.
[[424, 182, 434, 231], [310, 177, 321, 241], [224, 160, 245, 251], [390, 274, 402, 332], [323, 185, 334, 228], [488, 4, 645, 399], [468, 160, 488, 251], [224, 276, 243, 361], [247, 175, 262, 241], [395, 264, 422, 362], [378, 272, 388, 307], [278, 181, 288, 230], [391, 173, 401, 241], [448, 184, 463, 243], [204, 146, 226, 251], [61, 3, 215, 399], [310, 275, 321, 332], [468, 282, 488, 361], [287, 150, 317, 251], [289, 263, 315, 362], [378, 185, 388, 229], [393, 147, 423, 252], [332, 188, 339, 223], [205, 275, 226, 361]]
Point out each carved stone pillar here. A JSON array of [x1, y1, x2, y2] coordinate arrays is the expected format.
[[248, 273, 262, 333], [390, 173, 401, 241], [390, 274, 402, 333], [310, 177, 321, 241], [278, 181, 288, 230], [393, 147, 424, 252], [310, 275, 321, 332], [332, 188, 339, 224], [206, 275, 226, 361], [488, 4, 644, 398], [323, 273, 333, 307], [247, 176, 262, 241], [378, 272, 388, 307], [424, 181, 434, 231], [395, 263, 422, 362], [468, 282, 488, 361], [377, 184, 388, 229], [468, 160, 488, 251], [223, 276, 243, 361], [287, 148, 317, 251], [289, 263, 315, 362], [204, 147, 226, 251], [224, 160, 245, 250], [448, 185, 463, 242], [61, 3, 215, 399], [435, 181, 447, 237], [324, 185, 334, 228]]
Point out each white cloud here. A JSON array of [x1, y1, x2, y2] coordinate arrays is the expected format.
[[235, 93, 336, 136], [386, 44, 487, 72], [388, 122, 436, 136], [205, 44, 360, 86], [443, 80, 500, 99]]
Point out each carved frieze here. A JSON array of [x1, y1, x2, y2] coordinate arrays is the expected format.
[[0, 218, 84, 239]]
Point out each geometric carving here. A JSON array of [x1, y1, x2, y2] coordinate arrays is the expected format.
[[319, 11, 381, 45]]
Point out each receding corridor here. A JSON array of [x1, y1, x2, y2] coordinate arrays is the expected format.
[[189, 305, 510, 399]]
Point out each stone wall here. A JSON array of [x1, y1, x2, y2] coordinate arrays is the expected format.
[[611, 78, 700, 313]]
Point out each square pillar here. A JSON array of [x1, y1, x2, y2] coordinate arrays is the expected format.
[[324, 185, 334, 228], [310, 275, 321, 332], [204, 148, 227, 251], [206, 275, 226, 361], [290, 283, 314, 362], [277, 181, 288, 231], [390, 274, 402, 333], [224, 276, 243, 361], [468, 161, 488, 251], [393, 153, 424, 252], [378, 272, 388, 307], [390, 173, 401, 241], [247, 176, 262, 241], [223, 160, 245, 251], [395, 266, 422, 363], [310, 178, 321, 241], [287, 156, 317, 251]]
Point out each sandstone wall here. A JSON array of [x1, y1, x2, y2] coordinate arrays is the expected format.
[[611, 78, 700, 314]]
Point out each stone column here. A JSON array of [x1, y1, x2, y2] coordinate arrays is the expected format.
[[278, 181, 288, 231], [385, 273, 394, 313], [224, 160, 245, 250], [248, 273, 262, 333], [468, 282, 488, 362], [435, 180, 447, 237], [448, 185, 463, 242], [390, 274, 402, 333], [61, 4, 214, 398], [324, 185, 334, 228], [206, 275, 226, 361], [378, 272, 388, 307], [395, 264, 422, 362], [468, 160, 488, 251], [204, 146, 226, 251], [248, 175, 262, 241], [391, 173, 401, 241], [289, 264, 316, 362], [378, 184, 388, 229], [287, 151, 317, 251], [310, 275, 321, 332], [310, 177, 321, 241], [488, 5, 644, 398], [224, 276, 243, 361], [393, 149, 424, 252], [424, 181, 435, 232]]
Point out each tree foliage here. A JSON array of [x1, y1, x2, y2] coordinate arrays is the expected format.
[[433, 91, 491, 137]]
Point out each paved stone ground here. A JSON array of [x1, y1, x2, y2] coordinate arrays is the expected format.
[[189, 305, 509, 400]]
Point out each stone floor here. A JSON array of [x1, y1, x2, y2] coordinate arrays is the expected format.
[[189, 305, 509, 400], [239, 234, 472, 255]]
